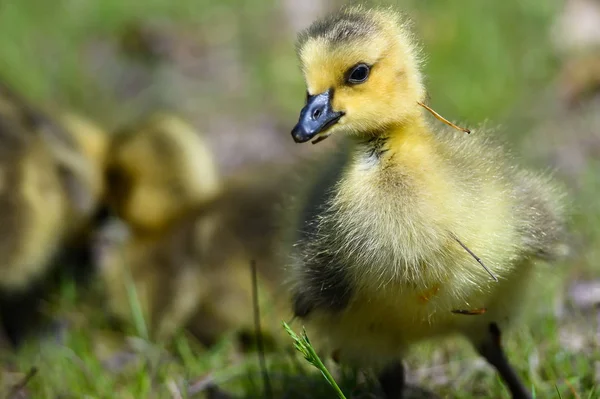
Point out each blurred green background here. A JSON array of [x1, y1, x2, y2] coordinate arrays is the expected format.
[[0, 0, 567, 171], [1, 0, 599, 397]]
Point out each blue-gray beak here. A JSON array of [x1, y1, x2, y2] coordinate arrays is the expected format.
[[291, 89, 344, 144]]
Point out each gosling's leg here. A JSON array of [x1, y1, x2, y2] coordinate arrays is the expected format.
[[378, 361, 406, 399], [475, 322, 532, 399]]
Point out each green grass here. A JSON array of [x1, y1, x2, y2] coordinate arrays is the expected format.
[[1, 0, 599, 397], [5, 293, 597, 398]]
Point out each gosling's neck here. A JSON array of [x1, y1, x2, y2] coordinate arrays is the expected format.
[[350, 114, 435, 169]]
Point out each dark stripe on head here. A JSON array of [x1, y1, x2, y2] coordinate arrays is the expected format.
[[297, 8, 378, 51]]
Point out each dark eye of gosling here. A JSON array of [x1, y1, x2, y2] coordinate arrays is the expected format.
[[346, 63, 370, 85]]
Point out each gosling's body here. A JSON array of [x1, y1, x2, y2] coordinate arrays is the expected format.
[[0, 83, 108, 291], [0, 81, 108, 345], [96, 162, 292, 344], [287, 6, 566, 398], [290, 127, 563, 364], [185, 165, 292, 347], [0, 112, 68, 290]]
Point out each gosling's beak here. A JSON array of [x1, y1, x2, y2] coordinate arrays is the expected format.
[[291, 89, 344, 144]]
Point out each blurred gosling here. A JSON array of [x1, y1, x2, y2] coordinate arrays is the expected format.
[[0, 81, 109, 345], [95, 157, 292, 345]]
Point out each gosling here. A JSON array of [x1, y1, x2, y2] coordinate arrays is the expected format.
[[97, 114, 289, 344], [0, 81, 109, 345], [286, 6, 567, 399]]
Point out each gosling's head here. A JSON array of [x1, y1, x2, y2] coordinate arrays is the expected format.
[[291, 5, 425, 144], [106, 113, 220, 231]]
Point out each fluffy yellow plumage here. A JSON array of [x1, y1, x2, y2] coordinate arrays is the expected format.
[[0, 83, 109, 291], [287, 5, 567, 398], [59, 112, 109, 210], [105, 112, 221, 233], [0, 81, 109, 345]]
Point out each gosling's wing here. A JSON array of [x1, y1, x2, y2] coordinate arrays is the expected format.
[[512, 169, 568, 261]]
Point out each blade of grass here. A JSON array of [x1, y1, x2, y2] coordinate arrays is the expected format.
[[282, 322, 346, 399], [123, 258, 149, 340], [250, 260, 273, 399], [555, 384, 563, 399]]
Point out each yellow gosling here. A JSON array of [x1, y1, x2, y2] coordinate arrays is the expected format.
[[286, 5, 567, 399]]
